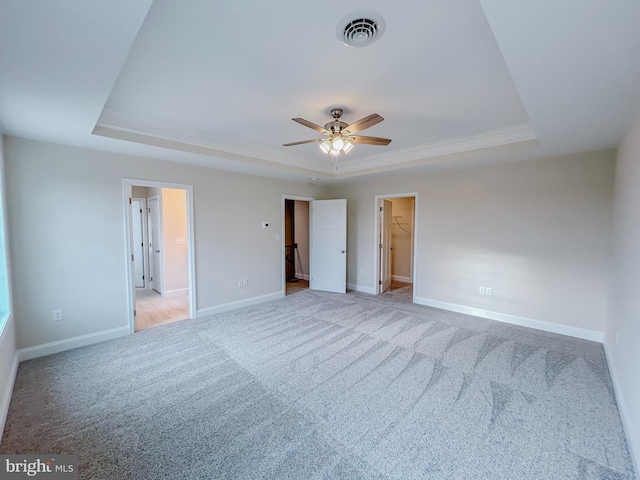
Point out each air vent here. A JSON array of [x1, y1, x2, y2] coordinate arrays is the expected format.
[[337, 12, 385, 48]]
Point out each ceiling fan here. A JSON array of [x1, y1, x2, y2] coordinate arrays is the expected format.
[[283, 108, 392, 162]]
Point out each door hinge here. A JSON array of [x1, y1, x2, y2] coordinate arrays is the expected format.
[[379, 243, 383, 249], [380, 206, 383, 212], [150, 276, 153, 282], [148, 208, 150, 213], [140, 208, 142, 213], [141, 242, 143, 247], [142, 275, 144, 280], [129, 197, 132, 205], [133, 309, 136, 317], [131, 254, 134, 261], [379, 280, 382, 285]]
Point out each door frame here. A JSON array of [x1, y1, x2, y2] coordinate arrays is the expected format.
[[281, 195, 314, 294], [373, 192, 418, 302], [123, 179, 197, 335], [131, 197, 149, 288]]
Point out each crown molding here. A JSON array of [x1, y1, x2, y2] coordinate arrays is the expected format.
[[94, 110, 538, 179], [336, 123, 538, 174], [94, 110, 333, 174]]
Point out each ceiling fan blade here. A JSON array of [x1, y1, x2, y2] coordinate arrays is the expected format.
[[343, 114, 384, 134], [348, 135, 392, 146], [282, 138, 324, 147], [292, 118, 330, 135]]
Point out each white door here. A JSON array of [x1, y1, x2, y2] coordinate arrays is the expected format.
[[379, 199, 392, 293], [131, 199, 145, 287], [148, 196, 162, 294], [310, 199, 347, 293]]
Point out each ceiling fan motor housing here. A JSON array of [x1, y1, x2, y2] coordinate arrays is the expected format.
[[325, 121, 348, 134]]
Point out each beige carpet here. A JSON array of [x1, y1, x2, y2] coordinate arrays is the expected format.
[[2, 288, 634, 479]]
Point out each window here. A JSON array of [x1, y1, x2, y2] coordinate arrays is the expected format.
[[0, 157, 9, 329]]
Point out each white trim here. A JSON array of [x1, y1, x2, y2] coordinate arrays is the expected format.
[[337, 123, 538, 174], [603, 341, 640, 476], [414, 296, 603, 342], [17, 326, 130, 362], [391, 275, 413, 283], [197, 291, 285, 318], [294, 273, 310, 281], [347, 283, 376, 294], [96, 113, 535, 178], [0, 353, 18, 443], [123, 179, 197, 335], [373, 193, 419, 301], [162, 288, 189, 298]]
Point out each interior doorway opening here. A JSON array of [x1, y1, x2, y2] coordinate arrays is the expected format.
[[124, 180, 196, 334], [375, 193, 417, 302], [283, 196, 312, 295]]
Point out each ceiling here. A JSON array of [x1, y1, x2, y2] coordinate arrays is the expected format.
[[2, 0, 640, 182]]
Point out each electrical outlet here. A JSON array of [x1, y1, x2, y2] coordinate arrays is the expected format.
[[479, 286, 485, 295], [486, 287, 492, 296], [53, 309, 63, 321]]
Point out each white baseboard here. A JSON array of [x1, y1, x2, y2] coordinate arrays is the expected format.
[[0, 353, 18, 445], [17, 326, 130, 362], [162, 288, 189, 298], [603, 340, 640, 476], [347, 283, 376, 295], [413, 296, 603, 342], [391, 275, 413, 283], [197, 291, 285, 318], [294, 273, 310, 281]]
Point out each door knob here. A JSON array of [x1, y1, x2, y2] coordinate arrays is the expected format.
[[155, 250, 160, 253], [341, 250, 345, 253]]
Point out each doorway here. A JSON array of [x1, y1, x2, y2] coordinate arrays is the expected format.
[[374, 193, 417, 302], [124, 180, 196, 334], [283, 196, 312, 295]]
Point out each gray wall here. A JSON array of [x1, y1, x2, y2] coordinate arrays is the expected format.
[[606, 109, 640, 472], [4, 137, 325, 350], [329, 150, 616, 336]]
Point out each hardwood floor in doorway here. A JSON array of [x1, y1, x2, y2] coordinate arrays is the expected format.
[[286, 279, 309, 295], [135, 289, 189, 331]]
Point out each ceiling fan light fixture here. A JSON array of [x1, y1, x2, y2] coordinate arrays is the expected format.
[[284, 108, 391, 167], [319, 139, 332, 154]]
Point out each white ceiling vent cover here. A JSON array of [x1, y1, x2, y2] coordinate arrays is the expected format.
[[337, 12, 385, 48]]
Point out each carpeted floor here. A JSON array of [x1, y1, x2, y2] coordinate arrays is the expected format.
[[1, 289, 635, 479]]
